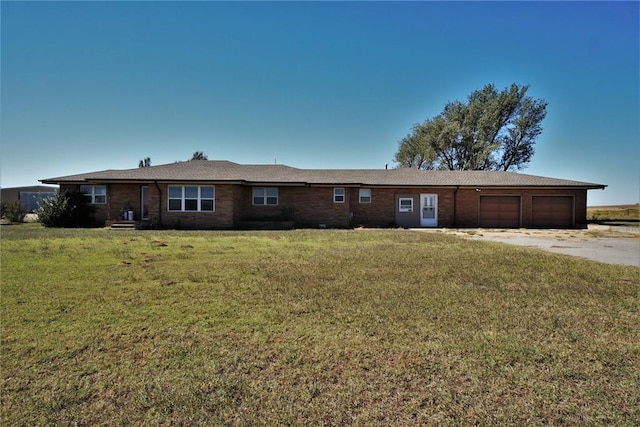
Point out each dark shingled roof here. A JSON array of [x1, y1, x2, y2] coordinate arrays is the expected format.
[[40, 160, 606, 189]]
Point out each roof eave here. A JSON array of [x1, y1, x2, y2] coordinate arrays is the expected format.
[[40, 180, 607, 190]]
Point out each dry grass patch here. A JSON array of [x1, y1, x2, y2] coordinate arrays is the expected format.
[[588, 204, 639, 226], [2, 224, 639, 425]]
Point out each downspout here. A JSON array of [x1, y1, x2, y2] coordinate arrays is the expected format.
[[453, 186, 459, 228], [154, 181, 162, 225], [106, 183, 111, 222]]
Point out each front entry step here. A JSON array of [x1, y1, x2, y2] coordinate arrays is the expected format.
[[107, 220, 137, 230]]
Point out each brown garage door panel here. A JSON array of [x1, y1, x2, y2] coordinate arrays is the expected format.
[[532, 196, 573, 228], [480, 196, 521, 228]]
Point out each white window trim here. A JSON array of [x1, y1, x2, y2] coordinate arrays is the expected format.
[[399, 197, 413, 212], [334, 188, 345, 203], [167, 185, 215, 212], [80, 185, 106, 204], [359, 188, 371, 204], [252, 187, 279, 206]]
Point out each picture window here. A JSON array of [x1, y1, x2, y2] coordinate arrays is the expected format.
[[168, 185, 215, 212]]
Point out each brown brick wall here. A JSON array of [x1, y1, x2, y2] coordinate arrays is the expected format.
[[235, 186, 290, 222], [233, 186, 352, 228], [107, 183, 142, 221], [351, 188, 396, 227], [107, 183, 236, 229], [455, 188, 482, 227], [159, 184, 235, 229], [61, 183, 590, 229], [574, 190, 588, 227], [350, 188, 457, 227], [291, 187, 352, 228]]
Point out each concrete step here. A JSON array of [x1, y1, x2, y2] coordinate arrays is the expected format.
[[109, 221, 136, 229]]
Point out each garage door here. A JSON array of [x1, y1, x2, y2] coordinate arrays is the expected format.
[[532, 196, 573, 228], [479, 196, 521, 228]]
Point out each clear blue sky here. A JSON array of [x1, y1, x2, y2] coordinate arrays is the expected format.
[[1, 1, 638, 206]]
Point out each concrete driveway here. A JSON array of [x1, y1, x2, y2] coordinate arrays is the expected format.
[[444, 225, 640, 267]]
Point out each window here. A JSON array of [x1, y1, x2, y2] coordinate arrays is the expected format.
[[253, 187, 278, 205], [359, 188, 371, 203], [334, 188, 345, 203], [399, 198, 413, 212], [168, 185, 215, 212], [80, 185, 106, 204]]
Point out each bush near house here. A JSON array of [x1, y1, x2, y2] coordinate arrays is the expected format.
[[0, 200, 27, 222], [36, 190, 96, 227]]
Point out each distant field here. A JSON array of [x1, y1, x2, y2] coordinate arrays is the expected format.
[[2, 224, 639, 425], [588, 204, 639, 225]]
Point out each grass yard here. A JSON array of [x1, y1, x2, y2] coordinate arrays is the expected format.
[[588, 204, 640, 226], [2, 224, 639, 425]]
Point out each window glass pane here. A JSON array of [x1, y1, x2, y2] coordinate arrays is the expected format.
[[266, 197, 278, 205], [253, 188, 265, 198], [185, 199, 198, 211], [399, 199, 413, 212], [185, 186, 198, 198], [266, 188, 278, 197], [200, 186, 214, 199], [254, 197, 264, 205], [80, 186, 91, 195], [201, 200, 214, 211], [95, 186, 106, 195], [169, 199, 182, 211], [94, 195, 106, 204], [334, 188, 344, 196], [168, 186, 182, 198]]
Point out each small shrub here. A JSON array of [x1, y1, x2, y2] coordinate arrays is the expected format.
[[37, 190, 96, 227], [1, 201, 28, 222], [139, 216, 165, 230]]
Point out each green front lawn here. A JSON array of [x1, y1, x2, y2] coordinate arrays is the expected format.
[[2, 224, 638, 425]]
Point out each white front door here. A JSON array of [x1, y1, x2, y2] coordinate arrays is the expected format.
[[420, 194, 437, 227]]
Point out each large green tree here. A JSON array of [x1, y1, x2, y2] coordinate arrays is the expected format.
[[394, 84, 547, 171], [138, 157, 151, 168], [190, 151, 208, 161]]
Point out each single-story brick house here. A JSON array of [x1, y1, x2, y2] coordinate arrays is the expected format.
[[40, 160, 606, 229]]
